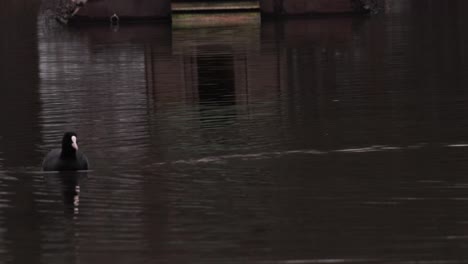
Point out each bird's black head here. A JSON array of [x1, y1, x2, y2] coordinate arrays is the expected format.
[[61, 132, 79, 158]]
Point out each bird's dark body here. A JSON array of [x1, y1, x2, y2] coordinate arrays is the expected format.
[[42, 149, 89, 171], [42, 132, 90, 171]]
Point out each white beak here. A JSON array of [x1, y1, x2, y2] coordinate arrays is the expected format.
[[71, 136, 79, 150]]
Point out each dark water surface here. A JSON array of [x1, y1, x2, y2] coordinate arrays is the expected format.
[[2, 1, 468, 263]]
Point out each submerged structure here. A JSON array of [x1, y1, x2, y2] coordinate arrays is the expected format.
[[55, 0, 378, 24]]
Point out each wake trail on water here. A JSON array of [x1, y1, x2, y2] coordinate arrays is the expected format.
[[153, 143, 463, 166]]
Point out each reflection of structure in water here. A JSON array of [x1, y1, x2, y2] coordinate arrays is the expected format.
[[39, 13, 368, 149], [195, 46, 237, 127], [197, 47, 235, 106], [143, 13, 260, 109]]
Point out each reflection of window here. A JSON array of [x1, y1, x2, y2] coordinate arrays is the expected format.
[[197, 48, 235, 106]]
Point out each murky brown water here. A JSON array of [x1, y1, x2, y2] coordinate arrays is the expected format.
[[1, 1, 468, 263]]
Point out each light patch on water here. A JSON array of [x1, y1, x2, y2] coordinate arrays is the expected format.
[[408, 143, 427, 149], [450, 198, 468, 201], [418, 180, 445, 184], [446, 144, 468, 148], [165, 149, 326, 165], [444, 236, 468, 240], [280, 259, 379, 264], [0, 174, 18, 181], [0, 203, 11, 209], [391, 197, 427, 201], [362, 201, 400, 206], [397, 261, 468, 264], [335, 147, 380, 153], [173, 157, 224, 165], [335, 145, 404, 153]]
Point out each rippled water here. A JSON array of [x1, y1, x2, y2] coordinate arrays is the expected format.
[[1, 1, 468, 263]]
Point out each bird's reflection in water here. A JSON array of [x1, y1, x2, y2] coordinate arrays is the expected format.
[[60, 173, 82, 217], [44, 172, 87, 218]]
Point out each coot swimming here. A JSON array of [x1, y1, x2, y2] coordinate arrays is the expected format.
[[42, 132, 89, 171]]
